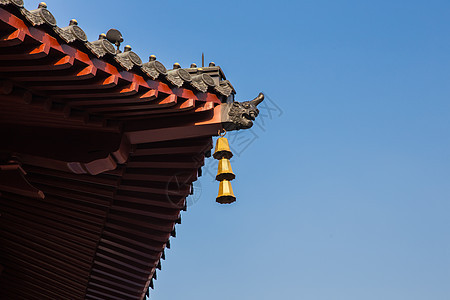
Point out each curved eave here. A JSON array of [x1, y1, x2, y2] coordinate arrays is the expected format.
[[0, 6, 222, 105]]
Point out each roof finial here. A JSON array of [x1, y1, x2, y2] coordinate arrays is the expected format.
[[69, 19, 78, 26], [173, 62, 181, 69], [106, 29, 123, 54], [38, 2, 47, 8], [124, 45, 132, 52], [209, 62, 215, 67], [149, 55, 156, 61], [190, 63, 197, 68]]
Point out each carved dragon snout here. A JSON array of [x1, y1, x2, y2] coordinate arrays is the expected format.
[[221, 92, 264, 131]]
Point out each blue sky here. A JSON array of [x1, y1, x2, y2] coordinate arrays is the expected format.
[[27, 0, 450, 299]]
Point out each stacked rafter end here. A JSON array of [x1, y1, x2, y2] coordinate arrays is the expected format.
[[0, 0, 235, 100]]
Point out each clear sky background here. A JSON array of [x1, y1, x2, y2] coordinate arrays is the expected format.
[[27, 0, 450, 299]]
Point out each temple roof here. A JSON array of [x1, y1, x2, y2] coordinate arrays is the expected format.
[[0, 0, 235, 101], [0, 1, 243, 299]]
